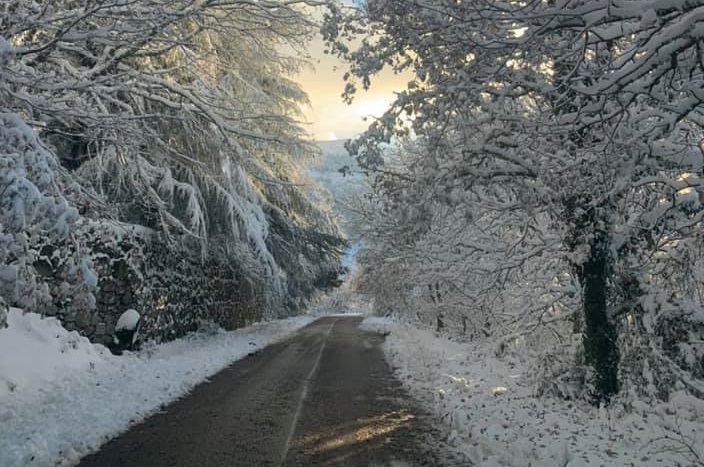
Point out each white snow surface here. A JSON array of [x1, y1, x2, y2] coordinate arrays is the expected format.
[[0, 309, 315, 467], [115, 309, 140, 331], [361, 317, 704, 467], [0, 36, 13, 56]]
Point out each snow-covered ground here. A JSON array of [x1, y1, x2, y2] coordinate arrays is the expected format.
[[362, 317, 704, 467], [6, 296, 702, 467], [0, 308, 315, 467]]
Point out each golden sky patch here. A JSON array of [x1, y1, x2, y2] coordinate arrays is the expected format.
[[295, 28, 410, 141]]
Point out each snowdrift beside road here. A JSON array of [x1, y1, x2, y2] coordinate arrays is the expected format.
[[0, 308, 109, 398], [362, 317, 704, 467], [0, 310, 314, 467]]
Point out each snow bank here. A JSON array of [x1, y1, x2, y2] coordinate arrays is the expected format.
[[0, 310, 315, 467], [0, 309, 109, 398], [362, 317, 704, 467]]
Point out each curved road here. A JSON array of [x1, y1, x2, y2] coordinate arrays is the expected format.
[[77, 316, 464, 467]]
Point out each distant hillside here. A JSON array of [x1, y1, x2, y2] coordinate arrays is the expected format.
[[308, 140, 368, 238], [307, 140, 369, 271]]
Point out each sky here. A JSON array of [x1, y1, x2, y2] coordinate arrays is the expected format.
[[294, 18, 409, 142]]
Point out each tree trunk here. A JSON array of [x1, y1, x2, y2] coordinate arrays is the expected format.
[[577, 229, 620, 401], [553, 37, 621, 398]]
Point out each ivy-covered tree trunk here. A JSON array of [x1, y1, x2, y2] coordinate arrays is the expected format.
[[568, 202, 620, 402], [551, 26, 621, 400], [577, 229, 619, 401], [0, 298, 6, 329]]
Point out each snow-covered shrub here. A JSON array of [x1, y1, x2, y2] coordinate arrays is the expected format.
[[531, 338, 588, 400], [0, 113, 94, 315], [657, 308, 704, 382], [615, 292, 704, 402]]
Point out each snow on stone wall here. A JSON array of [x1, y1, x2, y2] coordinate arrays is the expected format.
[[33, 220, 266, 346], [0, 113, 271, 345]]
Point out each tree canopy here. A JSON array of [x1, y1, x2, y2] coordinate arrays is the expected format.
[[1, 0, 343, 327], [326, 0, 704, 402]]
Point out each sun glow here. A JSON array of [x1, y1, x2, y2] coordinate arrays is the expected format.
[[294, 410, 415, 454], [352, 96, 393, 120]]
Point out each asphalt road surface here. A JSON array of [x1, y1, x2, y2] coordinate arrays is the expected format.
[[77, 316, 464, 467]]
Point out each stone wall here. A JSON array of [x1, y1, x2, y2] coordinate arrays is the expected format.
[[35, 221, 267, 346]]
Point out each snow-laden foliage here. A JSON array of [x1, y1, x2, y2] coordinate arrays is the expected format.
[[0, 113, 95, 327], [1, 0, 342, 320], [327, 0, 704, 402]]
